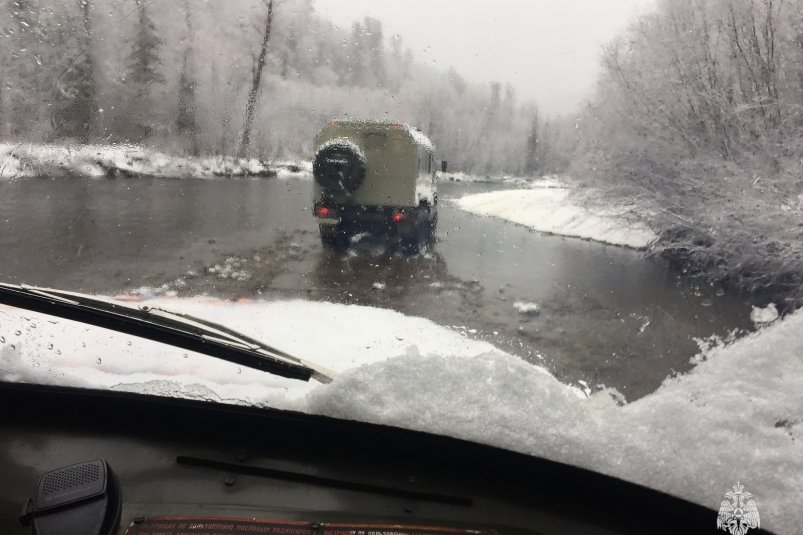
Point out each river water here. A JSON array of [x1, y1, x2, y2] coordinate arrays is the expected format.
[[0, 176, 755, 399]]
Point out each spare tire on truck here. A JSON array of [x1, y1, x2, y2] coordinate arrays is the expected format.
[[313, 139, 367, 193]]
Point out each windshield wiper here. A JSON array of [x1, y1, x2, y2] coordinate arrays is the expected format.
[[0, 283, 333, 383]]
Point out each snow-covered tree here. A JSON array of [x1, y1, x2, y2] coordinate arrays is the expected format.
[[238, 0, 275, 157], [123, 0, 165, 139], [0, 0, 553, 175], [3, 0, 48, 136], [525, 111, 541, 176], [51, 0, 97, 141], [571, 0, 803, 299], [175, 0, 198, 154]]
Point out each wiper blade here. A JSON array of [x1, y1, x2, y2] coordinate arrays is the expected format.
[[0, 283, 334, 383]]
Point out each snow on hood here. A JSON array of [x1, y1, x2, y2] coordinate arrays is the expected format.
[[0, 298, 505, 408], [0, 297, 800, 533]]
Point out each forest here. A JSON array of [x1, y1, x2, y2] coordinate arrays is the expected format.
[[0, 0, 564, 176], [574, 0, 803, 302]]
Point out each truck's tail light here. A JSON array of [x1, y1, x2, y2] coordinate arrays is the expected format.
[[391, 211, 406, 223], [315, 205, 335, 217]]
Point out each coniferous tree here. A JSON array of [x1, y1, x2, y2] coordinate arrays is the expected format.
[[124, 0, 165, 139], [364, 17, 386, 87], [525, 111, 541, 176], [280, 27, 297, 79], [347, 21, 366, 86], [176, 0, 199, 154], [51, 0, 97, 141], [5, 0, 44, 136], [346, 17, 385, 88]]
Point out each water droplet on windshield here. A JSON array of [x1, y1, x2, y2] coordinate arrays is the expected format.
[[237, 368, 242, 374], [127, 340, 132, 346], [96, 357, 102, 364], [56, 349, 61, 355], [33, 53, 42, 66], [0, 336, 5, 343], [183, 353, 188, 359], [47, 343, 53, 350], [14, 330, 21, 336]]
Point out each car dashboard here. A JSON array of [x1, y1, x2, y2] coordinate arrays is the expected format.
[[0, 382, 771, 535]]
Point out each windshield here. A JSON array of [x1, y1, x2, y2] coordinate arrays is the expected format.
[[0, 0, 800, 533]]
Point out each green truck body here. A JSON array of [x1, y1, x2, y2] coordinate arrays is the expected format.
[[311, 120, 438, 253], [313, 120, 436, 208]]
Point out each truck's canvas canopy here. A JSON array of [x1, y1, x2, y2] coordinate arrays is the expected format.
[[314, 120, 434, 208]]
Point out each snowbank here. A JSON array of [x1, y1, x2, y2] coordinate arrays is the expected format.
[[1, 297, 800, 533], [439, 172, 564, 189], [440, 171, 527, 186], [274, 159, 313, 180], [513, 301, 541, 315], [751, 303, 780, 326], [0, 142, 311, 180], [455, 186, 658, 249]]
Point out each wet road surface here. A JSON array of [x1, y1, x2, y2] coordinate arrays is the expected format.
[[0, 176, 755, 399]]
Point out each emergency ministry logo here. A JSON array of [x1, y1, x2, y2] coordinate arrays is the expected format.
[[717, 482, 760, 535]]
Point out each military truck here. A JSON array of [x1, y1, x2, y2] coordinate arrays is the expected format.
[[311, 119, 438, 253]]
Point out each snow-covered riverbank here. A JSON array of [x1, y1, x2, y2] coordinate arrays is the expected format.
[[569, 167, 803, 308], [0, 142, 310, 179], [1, 296, 800, 534], [454, 183, 658, 249]]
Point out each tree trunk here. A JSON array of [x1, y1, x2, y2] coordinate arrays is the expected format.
[[238, 0, 274, 158]]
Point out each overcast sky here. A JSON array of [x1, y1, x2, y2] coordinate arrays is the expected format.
[[315, 0, 655, 115]]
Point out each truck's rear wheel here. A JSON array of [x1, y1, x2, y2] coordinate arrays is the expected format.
[[425, 208, 438, 244], [398, 208, 429, 255], [400, 239, 420, 255], [320, 226, 350, 252]]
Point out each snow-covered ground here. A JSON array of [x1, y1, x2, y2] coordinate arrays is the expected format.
[[0, 142, 311, 180], [0, 296, 800, 533], [439, 171, 560, 187], [455, 185, 658, 249]]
